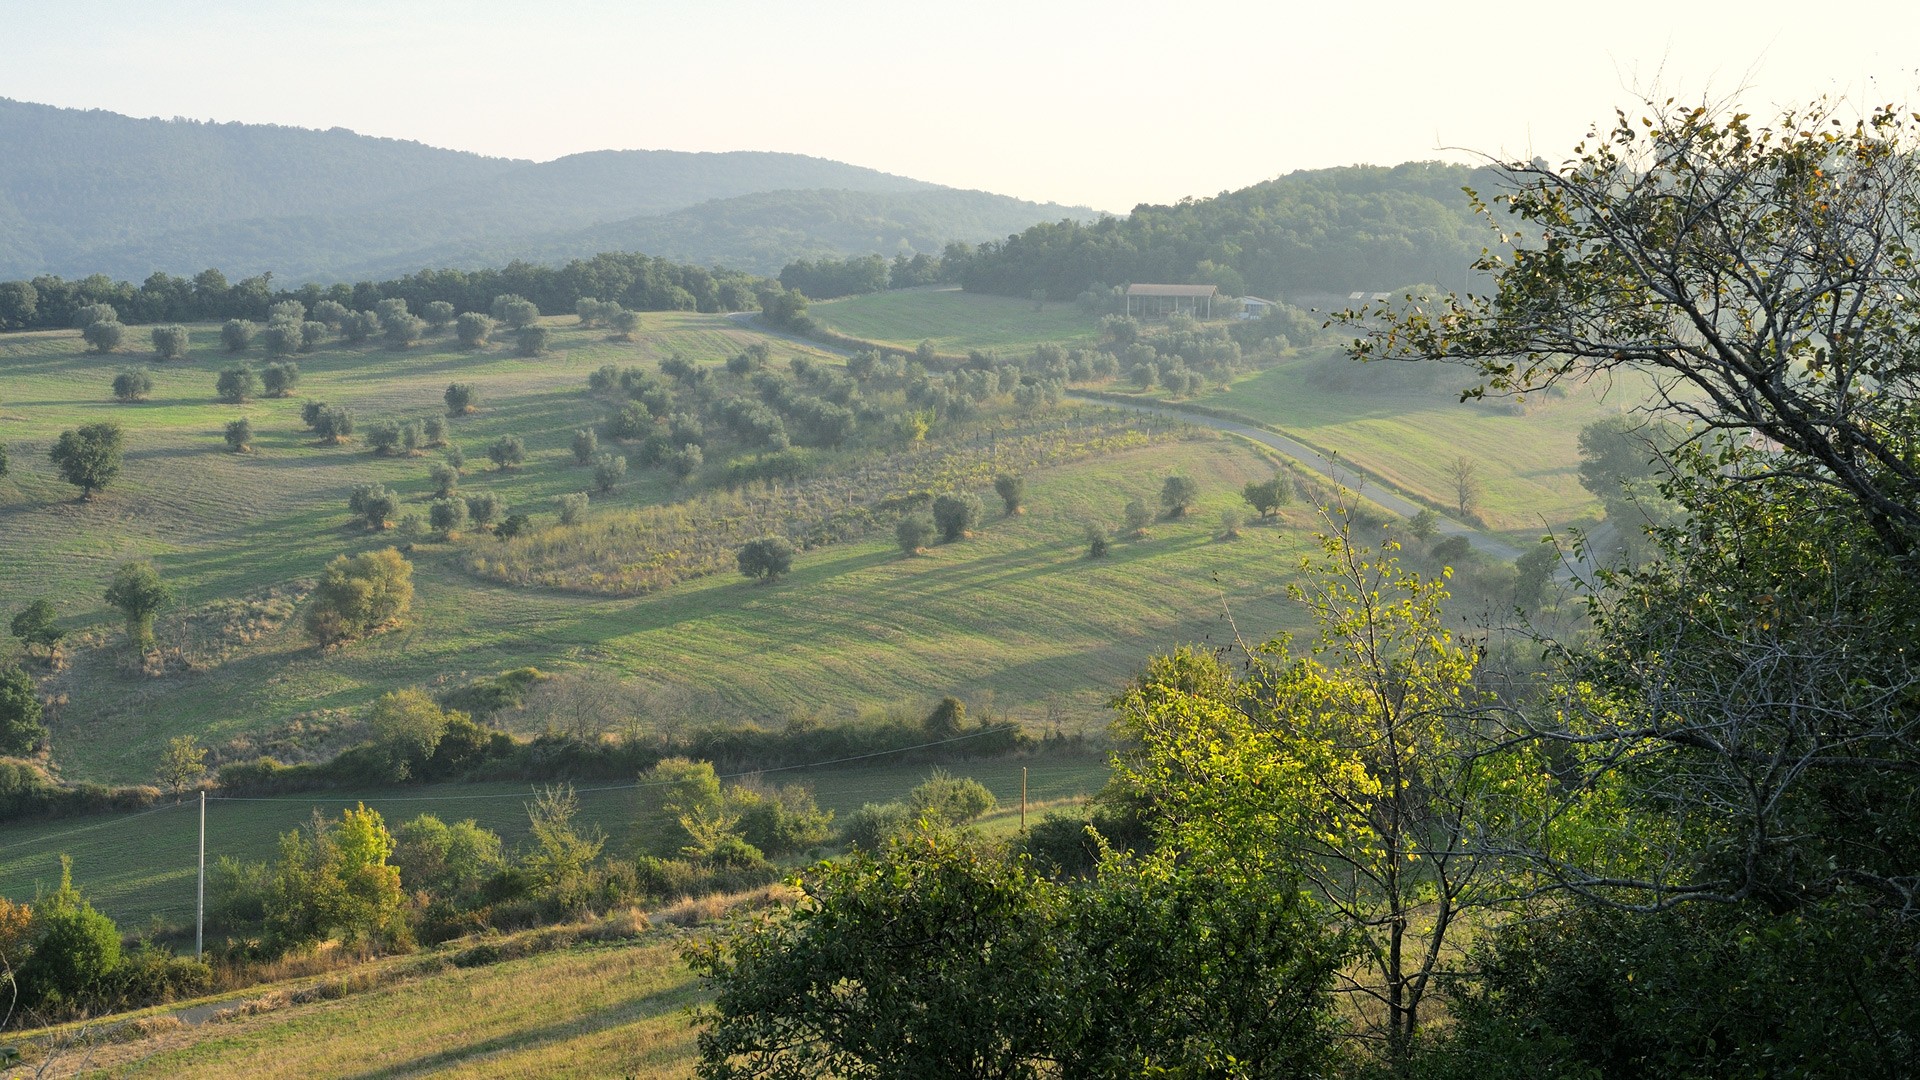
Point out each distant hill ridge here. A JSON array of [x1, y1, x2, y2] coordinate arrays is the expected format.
[[0, 98, 1094, 282]]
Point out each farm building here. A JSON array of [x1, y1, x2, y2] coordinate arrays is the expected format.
[[1125, 283, 1217, 318]]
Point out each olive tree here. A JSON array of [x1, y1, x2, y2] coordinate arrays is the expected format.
[[224, 418, 253, 453], [456, 312, 495, 348], [216, 366, 259, 403], [736, 536, 795, 583], [260, 361, 300, 398], [49, 422, 124, 498], [105, 559, 173, 653], [82, 318, 125, 354], [445, 383, 478, 416], [423, 300, 455, 329], [151, 324, 190, 360], [1160, 475, 1199, 518], [592, 452, 627, 492], [111, 367, 153, 403], [220, 318, 256, 353], [487, 435, 525, 470], [931, 493, 981, 542]]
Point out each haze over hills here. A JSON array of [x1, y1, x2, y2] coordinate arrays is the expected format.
[[0, 98, 1097, 283]]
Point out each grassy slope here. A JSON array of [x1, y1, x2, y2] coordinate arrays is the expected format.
[[1189, 350, 1642, 535], [0, 758, 1108, 930], [3, 315, 1314, 785], [33, 935, 708, 1078], [808, 286, 1101, 353]]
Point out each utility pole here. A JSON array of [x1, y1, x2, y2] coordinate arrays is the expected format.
[[197, 789, 206, 960], [1020, 767, 1028, 833]]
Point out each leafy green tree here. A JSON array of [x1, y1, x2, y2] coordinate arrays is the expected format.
[[455, 312, 494, 348], [223, 417, 253, 453], [1159, 474, 1198, 518], [263, 803, 407, 952], [349, 483, 399, 529], [463, 492, 502, 532], [105, 559, 173, 653], [157, 734, 208, 793], [906, 768, 995, 824], [422, 300, 455, 330], [993, 473, 1025, 515], [151, 324, 189, 360], [260, 361, 299, 398], [0, 665, 47, 756], [931, 492, 981, 542], [82, 318, 124, 354], [215, 365, 259, 403], [313, 405, 355, 444], [367, 689, 454, 781], [515, 324, 551, 357], [10, 599, 64, 659], [220, 318, 256, 353], [592, 452, 627, 492], [445, 382, 478, 416], [261, 318, 301, 357], [496, 512, 530, 539], [0, 280, 38, 329], [429, 496, 468, 536], [394, 814, 504, 899], [443, 443, 465, 472], [522, 784, 605, 913], [634, 757, 730, 859], [49, 421, 124, 498], [1241, 476, 1291, 520], [487, 435, 525, 470], [111, 367, 153, 403], [570, 428, 598, 465], [384, 313, 426, 348], [304, 548, 413, 645], [428, 461, 459, 499], [18, 858, 122, 1009], [736, 536, 794, 583], [895, 514, 934, 554], [556, 491, 589, 524]]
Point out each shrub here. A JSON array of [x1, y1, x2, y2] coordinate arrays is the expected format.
[[400, 419, 426, 455], [72, 302, 118, 328], [906, 769, 996, 825], [896, 514, 934, 554], [0, 665, 47, 756], [664, 443, 704, 481], [18, 859, 122, 1010], [516, 325, 551, 357], [456, 311, 495, 348], [931, 492, 981, 542], [312, 300, 350, 327], [224, 418, 253, 453], [592, 453, 627, 492], [260, 361, 300, 398], [151, 324, 189, 360], [112, 367, 153, 403], [216, 366, 259, 404], [446, 382, 478, 416], [269, 300, 307, 323], [304, 548, 413, 645], [736, 536, 794, 583], [497, 513, 531, 539], [82, 318, 125, 354], [488, 435, 526, 470], [608, 308, 641, 341], [342, 310, 381, 343], [493, 294, 539, 328], [221, 318, 256, 353]]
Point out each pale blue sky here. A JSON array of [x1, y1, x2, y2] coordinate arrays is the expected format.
[[3, 0, 1916, 210]]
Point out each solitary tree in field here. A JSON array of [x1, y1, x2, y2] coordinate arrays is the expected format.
[[305, 548, 413, 646], [1085, 523, 1110, 558], [104, 560, 173, 653], [931, 493, 981, 542], [993, 473, 1026, 516], [82, 318, 125, 354], [365, 420, 404, 456], [49, 422, 124, 498], [224, 418, 254, 453], [10, 599, 64, 660], [221, 318, 256, 353], [151, 324, 189, 360], [592, 453, 626, 492], [216, 366, 259, 404], [1160, 475, 1199, 518], [445, 383, 478, 416], [516, 325, 551, 357], [1241, 476, 1291, 520], [737, 536, 795, 583], [488, 435, 525, 470], [456, 312, 495, 348], [111, 368, 154, 403], [1123, 499, 1153, 537], [896, 514, 934, 555]]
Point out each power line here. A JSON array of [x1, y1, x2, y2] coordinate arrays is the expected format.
[[0, 800, 188, 857]]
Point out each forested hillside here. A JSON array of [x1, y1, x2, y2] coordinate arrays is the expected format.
[[955, 161, 1506, 300], [0, 99, 1093, 283]]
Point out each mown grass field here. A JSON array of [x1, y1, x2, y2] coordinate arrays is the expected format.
[[808, 286, 1102, 353], [0, 755, 1106, 931], [2, 313, 1319, 787], [22, 929, 711, 1078], [1189, 348, 1642, 535]]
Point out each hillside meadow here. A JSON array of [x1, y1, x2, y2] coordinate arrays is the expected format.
[[807, 286, 1103, 353], [1, 314, 1323, 787]]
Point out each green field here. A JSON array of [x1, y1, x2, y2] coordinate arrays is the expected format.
[[0, 756, 1107, 931], [1, 314, 1321, 786], [23, 930, 709, 1077], [808, 286, 1102, 354], [1188, 350, 1639, 535]]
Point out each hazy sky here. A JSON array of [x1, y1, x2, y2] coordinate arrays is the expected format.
[[5, 0, 1918, 211]]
